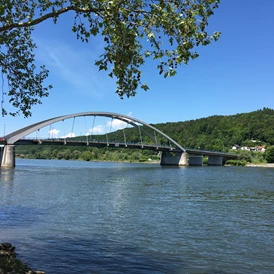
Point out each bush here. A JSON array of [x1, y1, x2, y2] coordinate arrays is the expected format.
[[237, 150, 252, 162], [226, 160, 247, 166], [81, 151, 92, 161], [203, 157, 208, 165], [266, 146, 274, 163]]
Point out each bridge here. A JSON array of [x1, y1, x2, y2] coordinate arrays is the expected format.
[[0, 112, 237, 168]]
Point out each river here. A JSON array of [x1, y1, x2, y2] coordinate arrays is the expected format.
[[0, 159, 274, 273]]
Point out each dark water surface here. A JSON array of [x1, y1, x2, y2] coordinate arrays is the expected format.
[[0, 159, 274, 273]]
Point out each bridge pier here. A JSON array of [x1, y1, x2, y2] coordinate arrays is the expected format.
[[208, 156, 223, 166], [160, 151, 188, 166], [189, 155, 203, 166], [0, 145, 15, 168]]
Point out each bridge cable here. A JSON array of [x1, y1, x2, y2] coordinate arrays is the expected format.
[[62, 120, 66, 144], [36, 129, 40, 141], [91, 115, 96, 140], [123, 127, 127, 146], [48, 124, 52, 139], [84, 116, 89, 145], [123, 122, 129, 146], [108, 117, 113, 144], [106, 123, 109, 145], [154, 131, 158, 147], [71, 117, 75, 138], [138, 124, 143, 146], [37, 129, 42, 144]]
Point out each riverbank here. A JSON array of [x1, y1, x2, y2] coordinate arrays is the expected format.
[[246, 163, 274, 168], [0, 243, 44, 274]]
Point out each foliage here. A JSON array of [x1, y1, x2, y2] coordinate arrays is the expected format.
[[104, 108, 273, 154], [235, 150, 252, 163], [266, 146, 274, 163], [225, 160, 247, 166], [15, 144, 160, 163], [151, 108, 274, 150], [0, 0, 220, 117]]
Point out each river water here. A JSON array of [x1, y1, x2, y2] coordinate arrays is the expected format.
[[0, 159, 274, 273]]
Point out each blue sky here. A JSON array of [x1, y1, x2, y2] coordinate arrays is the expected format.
[[1, 0, 274, 137]]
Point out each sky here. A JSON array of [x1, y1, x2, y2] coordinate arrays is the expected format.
[[1, 0, 274, 138]]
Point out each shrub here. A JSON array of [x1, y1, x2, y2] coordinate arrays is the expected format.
[[266, 146, 274, 163], [226, 160, 247, 166]]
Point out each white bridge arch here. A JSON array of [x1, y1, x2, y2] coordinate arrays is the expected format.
[[4, 112, 186, 152]]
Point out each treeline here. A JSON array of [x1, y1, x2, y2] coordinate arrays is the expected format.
[[151, 107, 274, 151], [16, 145, 160, 163]]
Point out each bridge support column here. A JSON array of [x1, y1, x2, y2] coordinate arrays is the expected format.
[[1, 145, 15, 168], [160, 151, 188, 166], [208, 156, 223, 166], [189, 155, 203, 166]]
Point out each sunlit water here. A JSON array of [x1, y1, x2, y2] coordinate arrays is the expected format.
[[0, 159, 274, 273]]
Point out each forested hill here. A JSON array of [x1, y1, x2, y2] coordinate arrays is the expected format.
[[150, 108, 274, 151]]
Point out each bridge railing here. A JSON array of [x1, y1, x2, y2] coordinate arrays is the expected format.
[[17, 137, 177, 150]]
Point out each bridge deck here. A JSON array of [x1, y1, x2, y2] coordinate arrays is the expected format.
[[13, 138, 237, 159]]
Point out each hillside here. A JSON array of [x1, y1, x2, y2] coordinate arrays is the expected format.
[[149, 107, 274, 151]]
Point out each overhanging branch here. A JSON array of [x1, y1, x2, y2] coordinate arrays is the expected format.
[[0, 5, 103, 32]]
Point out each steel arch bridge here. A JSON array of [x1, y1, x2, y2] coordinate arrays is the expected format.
[[0, 112, 237, 168], [3, 111, 186, 151]]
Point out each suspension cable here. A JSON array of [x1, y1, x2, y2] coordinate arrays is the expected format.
[[109, 117, 113, 133], [138, 124, 143, 146], [48, 124, 52, 139], [71, 117, 75, 138], [123, 127, 127, 145], [91, 115, 96, 140], [62, 120, 66, 144], [84, 116, 89, 144], [109, 117, 113, 143], [154, 130, 158, 146]]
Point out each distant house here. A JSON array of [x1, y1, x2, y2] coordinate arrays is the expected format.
[[232, 144, 265, 152], [255, 145, 266, 152], [232, 145, 240, 150], [241, 146, 254, 151]]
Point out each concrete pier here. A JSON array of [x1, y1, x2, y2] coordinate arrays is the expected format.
[[160, 151, 188, 166], [208, 156, 223, 166], [189, 155, 203, 166], [0, 145, 15, 168]]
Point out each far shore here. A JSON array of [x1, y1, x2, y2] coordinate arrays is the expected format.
[[245, 163, 274, 168]]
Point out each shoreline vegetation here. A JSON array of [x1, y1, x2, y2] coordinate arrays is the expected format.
[[0, 243, 44, 274], [245, 163, 274, 168]]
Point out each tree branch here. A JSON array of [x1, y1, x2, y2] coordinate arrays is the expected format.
[[0, 5, 102, 32]]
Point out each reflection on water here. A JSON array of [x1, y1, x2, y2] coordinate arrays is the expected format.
[[0, 159, 274, 274], [0, 167, 15, 182]]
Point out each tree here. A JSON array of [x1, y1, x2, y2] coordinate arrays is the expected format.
[[0, 0, 220, 117], [81, 151, 92, 161], [266, 146, 274, 163]]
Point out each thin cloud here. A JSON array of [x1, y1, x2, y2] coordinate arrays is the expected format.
[[61, 132, 76, 138], [48, 129, 60, 138], [35, 39, 111, 99], [87, 112, 134, 134], [90, 125, 105, 134], [106, 119, 127, 131]]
